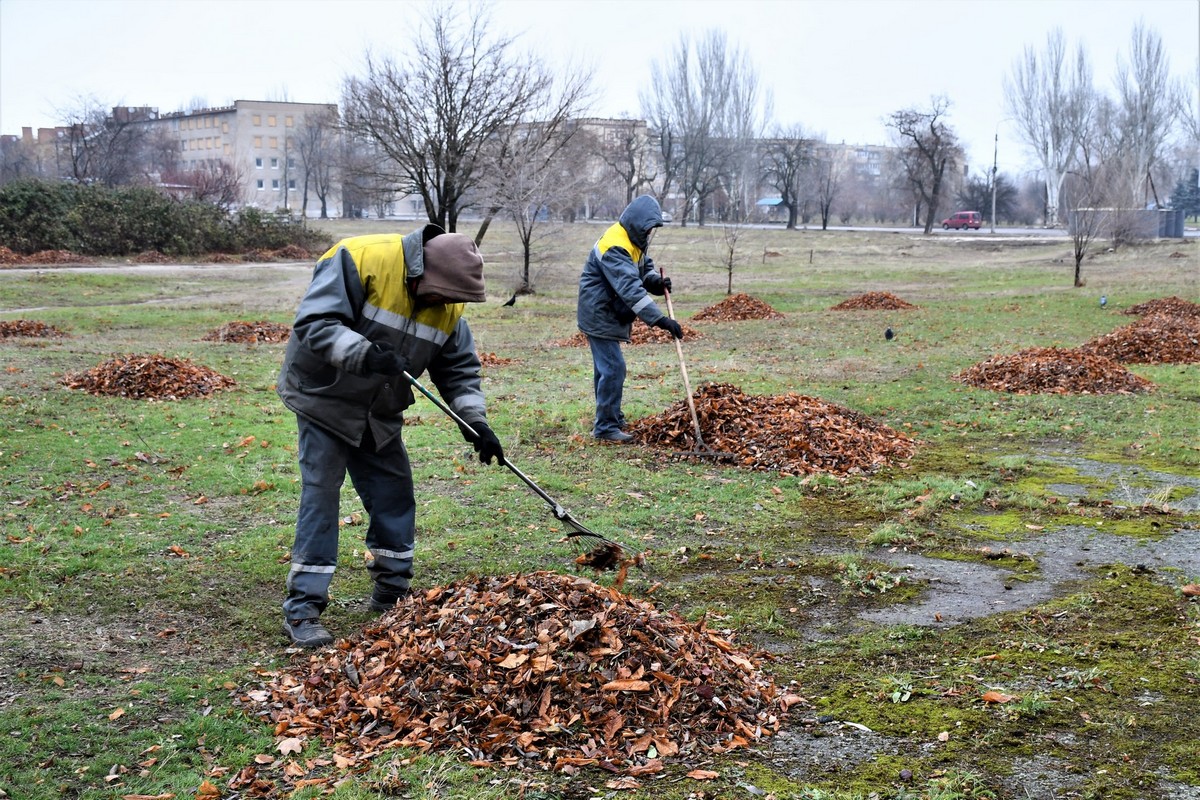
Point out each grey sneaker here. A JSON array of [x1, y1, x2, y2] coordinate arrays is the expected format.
[[282, 618, 334, 648], [595, 430, 633, 443]]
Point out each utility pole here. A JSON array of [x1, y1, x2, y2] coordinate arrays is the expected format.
[[990, 132, 998, 234]]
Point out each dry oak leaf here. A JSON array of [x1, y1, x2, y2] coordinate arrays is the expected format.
[[606, 777, 642, 790], [195, 780, 220, 799], [277, 736, 304, 755], [688, 769, 721, 780], [1181, 584, 1200, 597], [981, 690, 1015, 704], [602, 679, 652, 692]]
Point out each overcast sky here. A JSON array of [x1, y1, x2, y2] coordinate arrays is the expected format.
[[1, 0, 1196, 178]]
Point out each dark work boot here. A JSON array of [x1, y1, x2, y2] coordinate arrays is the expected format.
[[368, 587, 412, 613], [282, 618, 334, 648]]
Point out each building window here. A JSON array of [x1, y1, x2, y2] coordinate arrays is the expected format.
[[222, 122, 229, 133], [255, 157, 263, 168], [270, 157, 278, 168], [268, 115, 276, 126], [285, 116, 294, 127], [288, 179, 296, 189], [271, 179, 280, 190], [256, 179, 264, 189], [287, 157, 295, 169], [269, 136, 278, 148], [253, 114, 262, 126]]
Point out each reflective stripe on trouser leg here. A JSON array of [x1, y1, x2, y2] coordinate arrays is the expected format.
[[284, 418, 348, 621], [348, 428, 417, 598]]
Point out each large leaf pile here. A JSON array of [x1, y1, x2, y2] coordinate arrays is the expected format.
[[628, 382, 916, 475], [1122, 296, 1200, 319], [202, 320, 292, 343], [954, 347, 1154, 395], [0, 319, 68, 339], [1080, 313, 1200, 364], [691, 293, 783, 322], [0, 246, 92, 266], [244, 572, 794, 775], [61, 354, 237, 399], [830, 292, 918, 310]]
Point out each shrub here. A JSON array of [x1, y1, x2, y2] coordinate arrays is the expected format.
[[0, 179, 331, 256]]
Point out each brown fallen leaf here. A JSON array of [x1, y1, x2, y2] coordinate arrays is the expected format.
[[277, 736, 303, 755], [981, 690, 1015, 704], [687, 769, 720, 780], [1181, 584, 1200, 597]]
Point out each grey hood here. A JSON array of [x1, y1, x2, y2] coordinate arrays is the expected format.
[[618, 195, 664, 250]]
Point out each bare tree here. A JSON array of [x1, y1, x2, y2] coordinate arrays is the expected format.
[[340, 3, 591, 234], [760, 126, 813, 229], [887, 97, 962, 234], [0, 136, 40, 185], [641, 30, 770, 226], [59, 97, 155, 186], [163, 161, 244, 210], [596, 118, 658, 207], [295, 107, 339, 219], [1112, 23, 1178, 208], [1005, 28, 1095, 226], [812, 144, 843, 230]]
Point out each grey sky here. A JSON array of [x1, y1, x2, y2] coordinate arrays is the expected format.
[[1, 0, 1196, 179]]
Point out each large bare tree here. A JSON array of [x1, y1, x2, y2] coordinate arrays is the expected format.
[[295, 107, 339, 220], [59, 97, 157, 186], [1112, 23, 1178, 208], [340, 3, 591, 234], [1005, 28, 1095, 226], [887, 97, 962, 234], [760, 126, 813, 230], [641, 30, 770, 226]]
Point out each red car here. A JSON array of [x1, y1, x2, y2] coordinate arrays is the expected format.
[[942, 211, 982, 230]]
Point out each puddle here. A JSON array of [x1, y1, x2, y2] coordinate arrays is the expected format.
[[1044, 454, 1200, 513], [861, 526, 1200, 628]]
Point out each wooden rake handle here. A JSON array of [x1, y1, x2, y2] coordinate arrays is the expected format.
[[661, 270, 707, 450]]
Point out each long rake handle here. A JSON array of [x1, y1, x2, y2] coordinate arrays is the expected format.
[[401, 371, 607, 539], [661, 279, 707, 449]]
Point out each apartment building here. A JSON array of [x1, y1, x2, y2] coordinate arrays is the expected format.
[[149, 99, 339, 214]]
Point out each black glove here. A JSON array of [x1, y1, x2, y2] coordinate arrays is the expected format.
[[642, 273, 673, 296], [463, 421, 505, 465], [364, 342, 408, 376], [654, 317, 683, 340]]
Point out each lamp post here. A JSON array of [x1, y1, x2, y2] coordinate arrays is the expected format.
[[990, 132, 998, 234]]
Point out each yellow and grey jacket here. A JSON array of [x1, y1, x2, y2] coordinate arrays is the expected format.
[[277, 227, 487, 448], [576, 194, 667, 341]]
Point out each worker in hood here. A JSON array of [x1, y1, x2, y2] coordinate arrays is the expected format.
[[576, 195, 682, 442], [276, 224, 504, 648]]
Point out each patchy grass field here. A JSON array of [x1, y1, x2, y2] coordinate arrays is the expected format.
[[1, 219, 1198, 800]]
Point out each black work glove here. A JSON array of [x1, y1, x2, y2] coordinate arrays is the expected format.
[[642, 271, 665, 296], [654, 316, 683, 340], [462, 421, 505, 465], [364, 342, 409, 376]]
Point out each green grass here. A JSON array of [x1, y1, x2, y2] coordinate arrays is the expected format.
[[1, 220, 1197, 799]]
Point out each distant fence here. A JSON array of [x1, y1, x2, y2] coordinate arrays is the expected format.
[[1068, 207, 1186, 239]]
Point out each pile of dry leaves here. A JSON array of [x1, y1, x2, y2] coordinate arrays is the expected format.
[[553, 322, 703, 347], [62, 354, 237, 400], [1081, 313, 1200, 364], [478, 351, 516, 368], [202, 320, 292, 344], [830, 292, 918, 311], [1122, 296, 1200, 319], [0, 247, 92, 266], [243, 571, 795, 776], [691, 293, 783, 322], [628, 382, 916, 475], [0, 319, 68, 339], [954, 347, 1154, 395]]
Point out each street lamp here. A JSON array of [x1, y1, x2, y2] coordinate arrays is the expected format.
[[990, 132, 998, 234]]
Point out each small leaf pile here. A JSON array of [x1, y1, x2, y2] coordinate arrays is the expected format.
[[830, 292, 918, 311], [202, 320, 292, 344], [553, 323, 703, 347], [1080, 313, 1200, 364], [62, 354, 236, 400], [0, 319, 68, 339], [0, 247, 92, 266], [628, 382, 916, 475], [478, 351, 516, 368], [246, 572, 792, 774], [954, 347, 1154, 395], [691, 293, 783, 322], [1122, 296, 1200, 319]]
